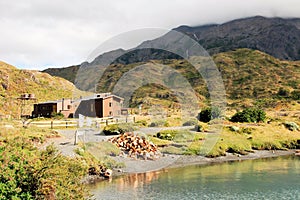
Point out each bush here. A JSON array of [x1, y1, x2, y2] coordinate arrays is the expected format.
[[230, 108, 266, 123], [155, 130, 195, 142], [149, 120, 169, 127], [102, 123, 135, 135], [198, 107, 221, 123], [291, 90, 300, 100], [135, 120, 148, 127], [0, 137, 88, 199], [51, 112, 65, 119], [277, 87, 289, 97], [182, 118, 198, 126], [194, 123, 204, 132]]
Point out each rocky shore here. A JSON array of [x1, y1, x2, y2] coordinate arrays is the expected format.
[[110, 149, 296, 177]]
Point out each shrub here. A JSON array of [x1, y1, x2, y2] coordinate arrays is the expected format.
[[51, 112, 65, 119], [0, 137, 88, 199], [230, 108, 266, 123], [194, 123, 204, 132], [135, 120, 148, 127], [149, 120, 169, 127], [155, 130, 195, 142], [277, 87, 289, 97], [182, 118, 198, 126], [291, 90, 300, 100], [102, 123, 135, 135], [198, 107, 221, 123]]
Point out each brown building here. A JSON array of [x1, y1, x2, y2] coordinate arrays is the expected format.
[[32, 93, 125, 118], [74, 93, 124, 118], [32, 98, 74, 118]]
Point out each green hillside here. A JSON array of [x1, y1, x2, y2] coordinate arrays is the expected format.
[[42, 49, 300, 110], [95, 49, 300, 109], [0, 61, 79, 118]]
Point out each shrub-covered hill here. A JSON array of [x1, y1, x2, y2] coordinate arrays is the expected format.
[[0, 61, 79, 118], [96, 49, 299, 108], [42, 49, 300, 110]]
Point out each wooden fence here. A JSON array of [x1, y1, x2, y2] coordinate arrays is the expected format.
[[29, 116, 135, 129]]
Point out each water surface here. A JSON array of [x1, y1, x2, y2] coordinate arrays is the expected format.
[[89, 156, 300, 200]]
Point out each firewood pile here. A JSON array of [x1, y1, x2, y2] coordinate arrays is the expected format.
[[108, 132, 161, 160]]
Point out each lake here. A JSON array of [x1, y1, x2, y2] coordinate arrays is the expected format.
[[88, 156, 300, 200]]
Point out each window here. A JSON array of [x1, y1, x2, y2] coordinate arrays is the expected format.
[[91, 103, 94, 112], [67, 105, 72, 110], [109, 111, 112, 116], [109, 102, 112, 107]]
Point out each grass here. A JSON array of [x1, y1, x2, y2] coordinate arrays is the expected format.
[[149, 119, 300, 157], [75, 142, 125, 169]]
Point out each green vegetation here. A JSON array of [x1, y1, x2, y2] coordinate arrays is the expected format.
[[149, 120, 169, 127], [0, 128, 89, 199], [41, 49, 300, 112], [230, 108, 266, 123], [75, 142, 124, 169], [198, 107, 222, 123], [0, 61, 82, 118], [182, 118, 198, 126], [50, 112, 65, 119], [102, 123, 136, 135]]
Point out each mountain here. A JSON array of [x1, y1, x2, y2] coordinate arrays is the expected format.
[[94, 49, 300, 108], [43, 16, 300, 83], [43, 65, 80, 83], [41, 16, 300, 109], [174, 16, 300, 61], [0, 61, 79, 118], [84, 16, 300, 65]]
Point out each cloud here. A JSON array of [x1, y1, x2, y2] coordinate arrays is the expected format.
[[0, 0, 299, 70]]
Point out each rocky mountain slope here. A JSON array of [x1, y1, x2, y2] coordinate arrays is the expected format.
[[42, 48, 300, 109]]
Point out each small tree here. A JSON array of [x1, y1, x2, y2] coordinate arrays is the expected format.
[[198, 107, 221, 123]]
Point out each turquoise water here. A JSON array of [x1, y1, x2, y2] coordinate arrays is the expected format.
[[89, 156, 300, 200]]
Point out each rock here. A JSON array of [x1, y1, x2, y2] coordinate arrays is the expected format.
[[230, 126, 240, 132], [283, 122, 300, 131]]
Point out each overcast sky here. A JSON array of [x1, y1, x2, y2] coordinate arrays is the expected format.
[[0, 0, 300, 70]]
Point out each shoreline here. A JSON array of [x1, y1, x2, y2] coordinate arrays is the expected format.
[[96, 149, 296, 181]]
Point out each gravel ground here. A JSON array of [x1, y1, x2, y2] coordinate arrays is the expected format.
[[45, 128, 296, 175]]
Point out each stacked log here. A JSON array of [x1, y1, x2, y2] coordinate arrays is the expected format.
[[109, 132, 161, 160]]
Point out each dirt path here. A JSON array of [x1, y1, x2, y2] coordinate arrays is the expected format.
[[45, 126, 194, 157]]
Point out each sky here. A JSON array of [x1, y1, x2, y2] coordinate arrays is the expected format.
[[0, 0, 300, 70]]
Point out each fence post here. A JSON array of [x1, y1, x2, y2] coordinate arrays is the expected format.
[[106, 119, 108, 126], [51, 120, 53, 129], [126, 116, 128, 123], [66, 121, 68, 128], [133, 116, 135, 123]]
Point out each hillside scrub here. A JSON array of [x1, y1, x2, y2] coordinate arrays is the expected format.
[[230, 108, 266, 123], [102, 123, 136, 135], [0, 132, 89, 199], [198, 107, 222, 123]]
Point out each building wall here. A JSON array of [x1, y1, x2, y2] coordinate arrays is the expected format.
[[74, 99, 103, 118], [32, 103, 55, 118], [32, 99, 74, 118], [102, 96, 123, 117], [56, 99, 73, 113]]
